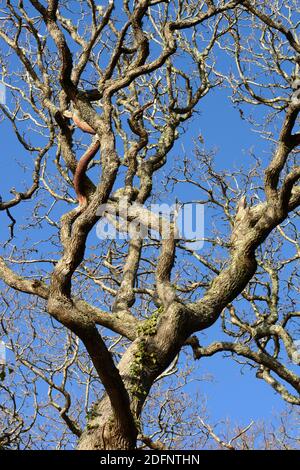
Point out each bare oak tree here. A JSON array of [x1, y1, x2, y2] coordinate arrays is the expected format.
[[0, 0, 299, 450]]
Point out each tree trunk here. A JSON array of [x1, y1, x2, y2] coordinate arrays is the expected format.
[[77, 404, 137, 450], [77, 303, 195, 450], [77, 251, 258, 450]]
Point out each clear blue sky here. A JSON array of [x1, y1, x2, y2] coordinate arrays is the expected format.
[[168, 87, 290, 428]]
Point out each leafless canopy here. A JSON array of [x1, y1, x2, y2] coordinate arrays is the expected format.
[[0, 0, 299, 450]]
